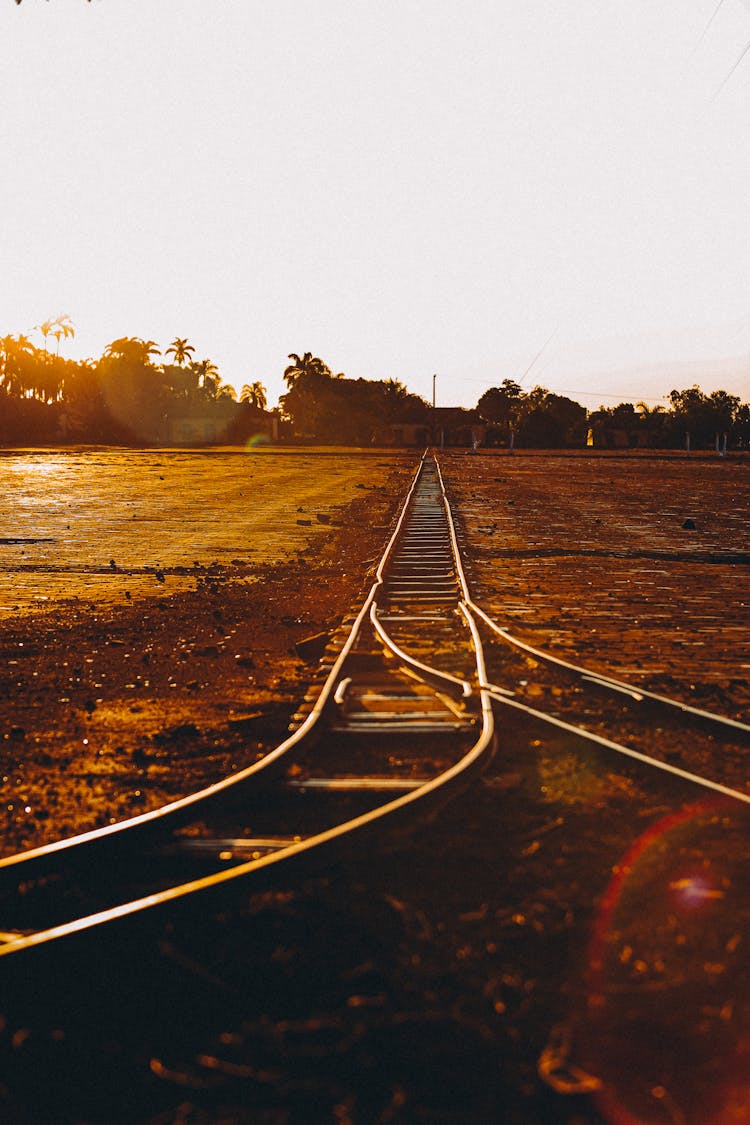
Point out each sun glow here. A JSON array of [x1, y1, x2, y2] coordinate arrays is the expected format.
[[6, 458, 65, 476], [2, 1, 750, 409]]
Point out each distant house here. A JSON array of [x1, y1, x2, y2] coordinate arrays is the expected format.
[[381, 423, 430, 447], [165, 400, 239, 445], [162, 401, 282, 445], [381, 407, 486, 448], [589, 425, 652, 449], [432, 407, 486, 448]]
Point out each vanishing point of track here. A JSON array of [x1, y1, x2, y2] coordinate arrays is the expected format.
[[0, 453, 494, 962], [1, 451, 749, 969]]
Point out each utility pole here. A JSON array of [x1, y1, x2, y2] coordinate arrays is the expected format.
[[431, 374, 437, 447]]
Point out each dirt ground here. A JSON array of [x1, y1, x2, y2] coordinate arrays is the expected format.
[[441, 449, 750, 717], [0, 448, 417, 855], [1, 447, 749, 1125]]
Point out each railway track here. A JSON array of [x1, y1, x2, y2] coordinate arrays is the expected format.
[[1, 450, 747, 973], [0, 454, 495, 964], [467, 602, 750, 804], [2, 451, 749, 1125]]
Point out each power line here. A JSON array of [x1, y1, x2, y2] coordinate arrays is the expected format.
[[564, 390, 669, 401], [695, 0, 729, 50], [712, 33, 750, 98], [518, 328, 558, 386], [446, 375, 671, 401]]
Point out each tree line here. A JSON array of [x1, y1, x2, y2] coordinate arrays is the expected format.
[[0, 325, 267, 445], [2, 327, 749, 449], [476, 379, 750, 450]]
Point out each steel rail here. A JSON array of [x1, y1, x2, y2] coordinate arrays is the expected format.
[[482, 687, 750, 808], [369, 455, 491, 718], [433, 454, 750, 806], [0, 455, 435, 879], [464, 600, 750, 736], [0, 684, 494, 962], [432, 456, 473, 605], [435, 454, 748, 736], [369, 604, 471, 698], [371, 455, 475, 670], [0, 710, 496, 962], [0, 452, 495, 960], [366, 456, 500, 750]]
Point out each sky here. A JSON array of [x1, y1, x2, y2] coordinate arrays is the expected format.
[[2, 0, 750, 411]]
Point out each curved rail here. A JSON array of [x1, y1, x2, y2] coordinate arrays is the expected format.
[[369, 604, 471, 698], [482, 682, 750, 807], [0, 453, 495, 961], [430, 455, 750, 809], [0, 457, 435, 878], [466, 600, 750, 736]]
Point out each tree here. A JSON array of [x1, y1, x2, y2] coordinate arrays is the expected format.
[[240, 381, 267, 410], [476, 380, 523, 425], [51, 314, 75, 356], [30, 355, 65, 404], [376, 378, 429, 423], [105, 337, 161, 364], [191, 358, 220, 399], [98, 337, 166, 441], [35, 318, 55, 360], [279, 363, 430, 444], [35, 314, 75, 360], [476, 379, 523, 444], [668, 385, 740, 448], [0, 334, 35, 397], [515, 387, 587, 448], [735, 403, 750, 448], [165, 337, 195, 367], [636, 402, 666, 423], [588, 402, 644, 448], [58, 358, 105, 438], [163, 362, 200, 403], [279, 353, 341, 438], [708, 389, 740, 435], [1, 331, 64, 403], [283, 352, 332, 387]]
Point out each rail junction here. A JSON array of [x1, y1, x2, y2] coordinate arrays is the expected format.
[[1, 449, 749, 984], [0, 454, 495, 963]]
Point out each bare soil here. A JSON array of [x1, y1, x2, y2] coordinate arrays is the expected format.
[[0, 449, 417, 856], [442, 448, 750, 716], [1, 448, 749, 1125]]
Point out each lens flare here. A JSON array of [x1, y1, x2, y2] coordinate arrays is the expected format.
[[245, 433, 270, 452], [577, 798, 750, 1125]]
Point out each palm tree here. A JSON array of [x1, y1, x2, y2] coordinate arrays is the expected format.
[[36, 318, 55, 360], [35, 315, 75, 359], [204, 374, 224, 400], [283, 352, 331, 387], [165, 337, 195, 367], [105, 337, 161, 364], [192, 358, 220, 398], [240, 381, 267, 410], [0, 334, 35, 397], [51, 314, 75, 355], [635, 401, 668, 447]]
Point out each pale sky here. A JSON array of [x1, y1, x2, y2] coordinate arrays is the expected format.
[[2, 0, 750, 410]]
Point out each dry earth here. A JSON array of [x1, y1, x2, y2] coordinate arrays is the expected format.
[[0, 448, 417, 855], [1, 448, 749, 1125], [441, 448, 750, 715]]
